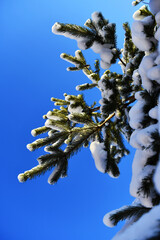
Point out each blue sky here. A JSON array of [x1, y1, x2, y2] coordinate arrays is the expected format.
[[1, 0, 141, 239]]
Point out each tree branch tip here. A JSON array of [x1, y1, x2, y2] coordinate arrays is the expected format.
[[17, 173, 25, 183]]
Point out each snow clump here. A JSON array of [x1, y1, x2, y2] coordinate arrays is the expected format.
[[90, 141, 107, 173]]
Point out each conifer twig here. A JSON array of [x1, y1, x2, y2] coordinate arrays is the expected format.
[[97, 96, 136, 128], [118, 56, 126, 67], [98, 112, 115, 128]]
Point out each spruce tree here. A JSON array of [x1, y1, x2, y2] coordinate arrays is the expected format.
[[18, 0, 160, 239]]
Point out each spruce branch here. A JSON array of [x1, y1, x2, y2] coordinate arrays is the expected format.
[[109, 205, 151, 226], [90, 106, 100, 112], [118, 56, 126, 67], [31, 126, 50, 137], [137, 172, 154, 198], [25, 91, 135, 183], [68, 112, 93, 124], [48, 157, 68, 184], [98, 96, 136, 128], [132, 0, 144, 6], [52, 12, 120, 69], [18, 159, 59, 182], [17, 4, 160, 240], [38, 149, 65, 164], [61, 50, 100, 82], [76, 83, 98, 91], [98, 112, 115, 128], [27, 132, 69, 151], [64, 125, 98, 158], [51, 97, 69, 105], [52, 22, 95, 39]]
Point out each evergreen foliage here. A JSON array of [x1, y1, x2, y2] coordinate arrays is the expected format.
[[105, 204, 151, 226], [18, 0, 160, 239]]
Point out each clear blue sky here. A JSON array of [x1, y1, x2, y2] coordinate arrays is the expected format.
[[1, 0, 141, 239]]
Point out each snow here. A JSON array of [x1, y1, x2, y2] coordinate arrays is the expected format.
[[130, 124, 158, 149], [103, 211, 115, 228], [48, 130, 55, 137], [26, 143, 34, 151], [130, 149, 146, 197], [44, 146, 53, 153], [64, 96, 84, 114], [130, 149, 156, 201], [139, 197, 153, 208], [103, 208, 125, 228], [154, 159, 160, 193], [91, 42, 104, 54], [149, 0, 160, 14], [112, 205, 160, 240], [48, 169, 56, 184], [132, 0, 142, 6], [31, 129, 37, 137], [45, 119, 63, 131], [138, 163, 155, 182], [91, 42, 113, 54], [131, 16, 154, 52], [92, 45, 114, 69], [103, 206, 128, 228], [90, 141, 107, 173], [101, 89, 113, 101], [98, 77, 106, 89], [75, 85, 80, 91], [154, 54, 160, 65], [149, 106, 158, 119], [77, 40, 89, 50], [129, 100, 146, 129], [154, 27, 160, 41], [142, 15, 154, 25], [53, 12, 116, 69], [132, 21, 145, 38], [64, 95, 71, 102], [155, 11, 160, 25], [133, 5, 149, 20], [158, 41, 160, 53], [91, 12, 101, 23], [75, 50, 82, 60], [159, 95, 160, 133], [88, 12, 115, 69], [52, 22, 91, 50], [132, 33, 152, 51], [137, 124, 157, 147], [103, 205, 139, 228], [86, 73, 98, 82], [98, 77, 114, 100], [138, 55, 156, 91], [108, 170, 119, 179], [68, 105, 83, 114], [154, 98, 160, 193], [100, 60, 111, 69], [17, 173, 25, 183], [100, 49, 113, 64], [132, 70, 141, 86], [52, 22, 62, 34], [130, 130, 142, 149], [134, 91, 143, 101], [118, 59, 126, 73], [140, 55, 155, 72], [46, 111, 62, 121], [147, 65, 160, 83], [140, 74, 153, 92]]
